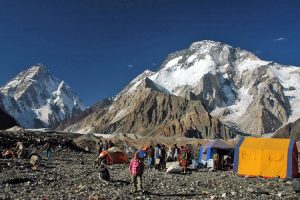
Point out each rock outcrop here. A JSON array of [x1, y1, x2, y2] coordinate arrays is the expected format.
[[103, 90, 237, 139], [61, 77, 240, 139], [238, 78, 291, 135], [273, 118, 300, 140]]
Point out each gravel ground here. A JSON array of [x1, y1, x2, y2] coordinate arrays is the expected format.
[[0, 149, 300, 200], [0, 131, 299, 200]]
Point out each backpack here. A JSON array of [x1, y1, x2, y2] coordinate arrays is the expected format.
[[181, 150, 188, 160]]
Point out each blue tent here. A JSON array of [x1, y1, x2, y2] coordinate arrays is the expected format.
[[198, 139, 234, 161]]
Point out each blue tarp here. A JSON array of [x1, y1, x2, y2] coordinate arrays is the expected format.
[[198, 139, 234, 161]]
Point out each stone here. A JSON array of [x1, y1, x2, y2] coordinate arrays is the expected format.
[[277, 192, 283, 197], [292, 179, 300, 192], [285, 181, 292, 185], [231, 191, 237, 196]]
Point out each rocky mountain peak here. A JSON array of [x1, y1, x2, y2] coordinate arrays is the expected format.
[[0, 64, 85, 128], [27, 63, 48, 75], [189, 40, 229, 51], [0, 64, 58, 100]]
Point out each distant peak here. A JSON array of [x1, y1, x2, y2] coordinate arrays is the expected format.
[[27, 63, 48, 74], [16, 64, 53, 82], [142, 69, 154, 75], [130, 69, 154, 82], [189, 40, 231, 50]]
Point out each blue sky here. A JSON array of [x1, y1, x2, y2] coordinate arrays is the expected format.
[[0, 0, 300, 105]]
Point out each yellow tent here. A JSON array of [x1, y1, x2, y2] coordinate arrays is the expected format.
[[234, 137, 299, 178]]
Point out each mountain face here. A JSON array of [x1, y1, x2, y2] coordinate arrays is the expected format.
[[60, 40, 300, 137], [147, 40, 300, 135], [55, 98, 113, 131], [0, 107, 18, 130], [0, 64, 85, 128], [273, 119, 300, 140], [61, 71, 241, 139]]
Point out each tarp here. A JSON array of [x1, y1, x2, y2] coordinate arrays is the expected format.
[[101, 147, 128, 165], [107, 147, 123, 153], [202, 139, 234, 152], [234, 137, 299, 178], [198, 139, 234, 161], [166, 162, 182, 173]]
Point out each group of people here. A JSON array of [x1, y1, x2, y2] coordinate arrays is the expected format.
[[1, 140, 55, 170], [95, 139, 115, 165], [1, 141, 26, 159], [96, 139, 114, 156], [127, 144, 192, 193], [212, 152, 233, 171], [143, 144, 191, 173], [96, 142, 194, 193]]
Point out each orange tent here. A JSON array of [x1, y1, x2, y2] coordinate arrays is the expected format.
[[100, 147, 128, 165], [141, 146, 148, 151], [234, 137, 299, 178]]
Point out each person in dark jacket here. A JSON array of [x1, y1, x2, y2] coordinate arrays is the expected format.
[[108, 140, 115, 148], [99, 162, 110, 182], [159, 145, 167, 170], [44, 142, 52, 160], [173, 144, 180, 161]]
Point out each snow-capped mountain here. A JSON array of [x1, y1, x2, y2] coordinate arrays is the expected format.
[[146, 40, 300, 135], [0, 64, 85, 128], [59, 40, 300, 137]]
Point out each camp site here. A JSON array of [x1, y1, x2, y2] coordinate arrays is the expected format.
[[1, 130, 300, 199], [1, 1, 300, 199]]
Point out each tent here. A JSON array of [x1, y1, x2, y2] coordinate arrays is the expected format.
[[100, 147, 129, 165], [234, 137, 299, 178], [198, 139, 234, 161]]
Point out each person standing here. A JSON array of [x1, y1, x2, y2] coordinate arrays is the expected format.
[[16, 140, 25, 158], [154, 144, 161, 170], [160, 145, 167, 170], [108, 140, 114, 148], [173, 144, 180, 161], [146, 146, 154, 170], [44, 142, 52, 160], [129, 153, 144, 193], [95, 139, 104, 165], [104, 140, 109, 150], [180, 145, 188, 174], [96, 139, 104, 156], [213, 152, 220, 171]]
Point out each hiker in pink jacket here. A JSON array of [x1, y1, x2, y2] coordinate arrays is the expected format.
[[129, 152, 144, 193]]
